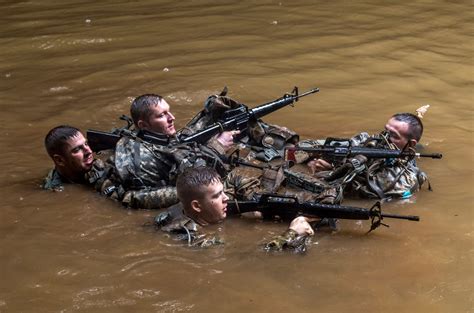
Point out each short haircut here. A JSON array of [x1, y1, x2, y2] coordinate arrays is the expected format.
[[176, 167, 222, 207], [392, 113, 424, 142], [130, 94, 163, 127], [44, 125, 82, 157]]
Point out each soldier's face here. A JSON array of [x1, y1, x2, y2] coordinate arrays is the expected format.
[[54, 132, 94, 178], [139, 99, 176, 135], [197, 180, 228, 224], [385, 118, 413, 150]]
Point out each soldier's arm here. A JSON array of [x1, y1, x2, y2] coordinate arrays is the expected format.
[[123, 187, 179, 210], [264, 216, 314, 252]]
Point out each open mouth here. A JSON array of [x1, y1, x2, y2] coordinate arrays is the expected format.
[[84, 155, 94, 165]]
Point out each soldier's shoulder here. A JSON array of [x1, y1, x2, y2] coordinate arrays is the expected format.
[[42, 168, 65, 191]]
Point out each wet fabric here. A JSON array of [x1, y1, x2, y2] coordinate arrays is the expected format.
[[155, 203, 224, 248], [42, 168, 67, 191]]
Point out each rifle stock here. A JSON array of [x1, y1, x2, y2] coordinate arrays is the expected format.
[[87, 129, 121, 152]]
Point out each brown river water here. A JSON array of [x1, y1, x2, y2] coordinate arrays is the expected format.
[[0, 1, 472, 312]]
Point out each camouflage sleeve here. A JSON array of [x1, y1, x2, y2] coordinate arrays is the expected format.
[[122, 187, 179, 210], [264, 229, 310, 253]]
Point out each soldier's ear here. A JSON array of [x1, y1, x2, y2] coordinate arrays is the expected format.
[[408, 138, 418, 148], [190, 199, 202, 213], [137, 119, 147, 130], [52, 154, 66, 167]]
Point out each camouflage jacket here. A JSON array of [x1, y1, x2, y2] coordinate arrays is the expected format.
[[154, 203, 224, 248], [42, 159, 108, 192], [42, 156, 178, 210], [347, 132, 426, 199], [333, 132, 426, 199], [42, 168, 69, 191]]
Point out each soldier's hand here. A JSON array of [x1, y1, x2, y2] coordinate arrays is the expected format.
[[289, 216, 314, 236], [307, 158, 333, 173], [217, 130, 240, 151]]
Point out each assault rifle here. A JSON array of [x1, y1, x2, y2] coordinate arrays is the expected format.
[[86, 87, 319, 152], [227, 194, 420, 232], [285, 143, 442, 164], [180, 86, 319, 144], [87, 128, 171, 152]]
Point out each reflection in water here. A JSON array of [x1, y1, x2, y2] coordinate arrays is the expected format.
[[0, 0, 472, 312]]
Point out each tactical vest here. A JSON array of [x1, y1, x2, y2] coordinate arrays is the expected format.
[[114, 135, 229, 190]]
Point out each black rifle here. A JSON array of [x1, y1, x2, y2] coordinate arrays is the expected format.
[[227, 194, 419, 232], [87, 128, 172, 152], [179, 86, 319, 144], [285, 145, 442, 163], [86, 87, 319, 152]]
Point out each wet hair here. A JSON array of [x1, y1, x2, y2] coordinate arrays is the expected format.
[[391, 113, 424, 142], [176, 167, 221, 207], [44, 125, 82, 157], [130, 94, 163, 127]]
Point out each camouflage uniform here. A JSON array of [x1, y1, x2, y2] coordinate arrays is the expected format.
[[345, 132, 427, 199], [112, 133, 229, 210], [154, 203, 224, 247], [264, 229, 311, 253], [42, 159, 110, 192], [42, 168, 69, 191], [295, 132, 427, 200]]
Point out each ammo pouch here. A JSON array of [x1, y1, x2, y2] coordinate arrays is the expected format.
[[260, 167, 286, 193], [250, 122, 299, 162], [250, 122, 299, 148], [161, 142, 230, 182], [181, 87, 245, 136]]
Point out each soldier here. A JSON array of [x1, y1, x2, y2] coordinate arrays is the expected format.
[[43, 125, 108, 191], [111, 94, 240, 210], [305, 112, 428, 199], [112, 90, 301, 209], [130, 93, 237, 151], [155, 166, 315, 250]]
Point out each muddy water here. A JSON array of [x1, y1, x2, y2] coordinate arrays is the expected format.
[[0, 0, 472, 312]]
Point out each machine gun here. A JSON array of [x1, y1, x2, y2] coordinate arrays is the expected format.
[[86, 87, 319, 152], [227, 194, 420, 232]]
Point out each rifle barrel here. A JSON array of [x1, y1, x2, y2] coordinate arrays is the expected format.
[[381, 213, 420, 221], [416, 152, 443, 159]]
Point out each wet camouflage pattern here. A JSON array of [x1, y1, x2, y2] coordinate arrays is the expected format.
[[349, 158, 425, 199], [113, 135, 230, 209], [43, 159, 109, 192], [287, 132, 425, 200], [181, 90, 299, 161], [156, 203, 224, 248], [224, 170, 262, 201], [42, 168, 66, 191], [349, 132, 425, 199], [122, 187, 178, 210], [114, 136, 173, 189], [264, 229, 311, 253]]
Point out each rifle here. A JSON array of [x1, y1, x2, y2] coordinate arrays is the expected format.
[[86, 87, 319, 152], [87, 128, 172, 152], [179, 86, 319, 144], [227, 194, 420, 232], [285, 143, 442, 164]]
